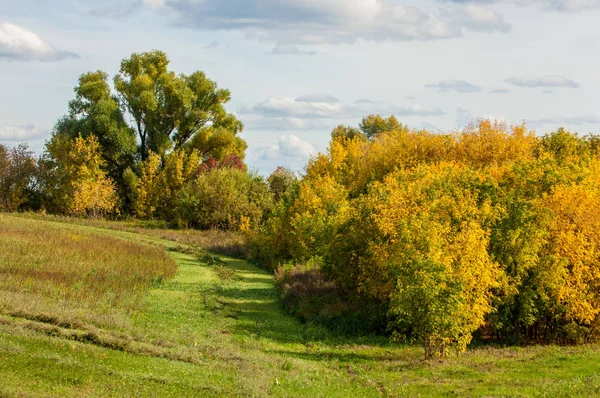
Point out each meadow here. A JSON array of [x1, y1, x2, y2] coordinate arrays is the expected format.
[[2, 213, 600, 397]]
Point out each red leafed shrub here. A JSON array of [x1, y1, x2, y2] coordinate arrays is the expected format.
[[199, 157, 219, 174], [220, 154, 246, 171], [199, 154, 246, 174]]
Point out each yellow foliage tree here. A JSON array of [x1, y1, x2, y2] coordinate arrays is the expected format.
[[256, 116, 600, 355], [45, 134, 117, 217]]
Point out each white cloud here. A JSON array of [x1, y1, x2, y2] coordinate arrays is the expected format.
[[426, 79, 482, 93], [0, 125, 48, 141], [505, 75, 579, 88], [260, 135, 316, 159], [244, 116, 333, 131], [164, 0, 511, 45], [240, 96, 444, 119], [0, 23, 79, 61], [457, 4, 512, 32], [296, 94, 340, 104], [241, 97, 346, 119]]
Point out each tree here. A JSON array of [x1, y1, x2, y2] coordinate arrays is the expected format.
[[44, 134, 117, 217], [129, 151, 163, 219], [53, 71, 137, 186], [0, 143, 37, 212], [114, 50, 244, 159], [185, 115, 247, 162], [175, 168, 273, 230], [359, 114, 404, 139], [267, 167, 297, 202], [330, 125, 365, 142]]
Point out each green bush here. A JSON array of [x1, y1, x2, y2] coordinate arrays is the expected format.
[[175, 168, 273, 231]]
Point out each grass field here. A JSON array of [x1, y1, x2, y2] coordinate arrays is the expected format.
[[2, 214, 600, 397]]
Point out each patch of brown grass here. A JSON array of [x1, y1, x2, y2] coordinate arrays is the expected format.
[[0, 214, 178, 326], [19, 212, 250, 258]]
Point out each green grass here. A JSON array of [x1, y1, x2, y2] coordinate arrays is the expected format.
[[2, 214, 600, 397]]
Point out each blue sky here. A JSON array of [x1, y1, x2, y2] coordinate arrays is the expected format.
[[1, 0, 599, 174]]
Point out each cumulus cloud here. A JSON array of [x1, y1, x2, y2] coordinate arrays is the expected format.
[[241, 97, 346, 119], [0, 23, 79, 62], [426, 79, 482, 93], [0, 125, 48, 141], [162, 0, 511, 45], [456, 4, 512, 33], [260, 135, 316, 160], [505, 75, 579, 88], [296, 94, 340, 104], [241, 95, 444, 119], [244, 116, 333, 131]]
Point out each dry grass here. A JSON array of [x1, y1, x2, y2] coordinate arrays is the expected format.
[[19, 212, 250, 258], [0, 214, 177, 327]]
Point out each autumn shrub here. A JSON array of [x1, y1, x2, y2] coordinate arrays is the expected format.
[[175, 168, 273, 230], [255, 116, 600, 357]]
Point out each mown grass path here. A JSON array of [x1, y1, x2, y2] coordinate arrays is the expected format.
[[2, 215, 600, 397]]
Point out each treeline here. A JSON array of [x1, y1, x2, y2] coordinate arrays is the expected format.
[[253, 116, 600, 357], [3, 50, 600, 358], [0, 50, 279, 229]]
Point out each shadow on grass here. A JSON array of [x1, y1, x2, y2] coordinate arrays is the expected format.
[[219, 287, 277, 302], [260, 347, 410, 364]]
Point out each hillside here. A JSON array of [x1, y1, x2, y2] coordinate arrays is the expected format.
[[1, 214, 600, 397]]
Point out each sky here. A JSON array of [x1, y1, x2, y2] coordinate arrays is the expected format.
[[0, 0, 599, 174]]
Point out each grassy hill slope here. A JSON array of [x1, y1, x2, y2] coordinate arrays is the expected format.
[[1, 214, 600, 397]]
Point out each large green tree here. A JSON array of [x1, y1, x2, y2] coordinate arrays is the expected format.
[[114, 50, 244, 160], [53, 71, 137, 187]]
